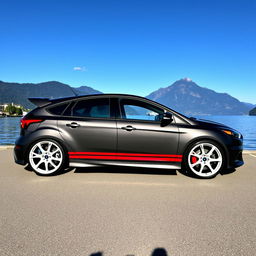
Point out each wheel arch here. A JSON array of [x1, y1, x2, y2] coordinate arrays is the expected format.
[[24, 136, 69, 165], [181, 136, 229, 169]]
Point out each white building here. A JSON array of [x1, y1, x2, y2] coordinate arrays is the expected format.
[[0, 104, 8, 114], [0, 103, 23, 115]]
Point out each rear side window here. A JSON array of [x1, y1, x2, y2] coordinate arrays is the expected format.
[[48, 103, 69, 115], [72, 98, 110, 118]]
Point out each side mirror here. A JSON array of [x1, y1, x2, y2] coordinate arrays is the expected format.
[[161, 112, 173, 126], [163, 112, 173, 120]]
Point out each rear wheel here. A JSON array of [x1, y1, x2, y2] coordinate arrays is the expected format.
[[184, 141, 224, 178], [28, 140, 66, 175]]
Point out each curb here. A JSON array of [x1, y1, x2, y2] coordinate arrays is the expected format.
[[243, 150, 256, 154], [0, 146, 14, 150]]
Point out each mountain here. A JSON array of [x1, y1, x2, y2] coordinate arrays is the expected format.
[[243, 102, 256, 109], [0, 81, 102, 109], [249, 107, 256, 116], [0, 78, 253, 115], [73, 86, 102, 96], [146, 78, 251, 115]]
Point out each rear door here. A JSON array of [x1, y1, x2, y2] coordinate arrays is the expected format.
[[116, 98, 181, 163], [57, 97, 117, 160]]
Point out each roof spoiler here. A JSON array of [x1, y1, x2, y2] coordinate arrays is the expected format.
[[28, 98, 51, 107]]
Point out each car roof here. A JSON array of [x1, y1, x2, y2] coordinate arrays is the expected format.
[[30, 93, 148, 107], [50, 93, 167, 109], [51, 93, 150, 102]]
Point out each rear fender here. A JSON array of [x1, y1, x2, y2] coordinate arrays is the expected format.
[[21, 128, 69, 162]]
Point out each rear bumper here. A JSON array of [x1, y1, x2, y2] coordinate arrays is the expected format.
[[14, 145, 27, 165]]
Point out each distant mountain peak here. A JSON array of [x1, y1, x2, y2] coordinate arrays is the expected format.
[[181, 77, 192, 82], [74, 85, 102, 95], [146, 79, 251, 115], [172, 78, 198, 86]]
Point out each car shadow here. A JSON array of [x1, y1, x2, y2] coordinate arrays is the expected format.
[[74, 166, 177, 176], [220, 167, 237, 176], [24, 164, 75, 176], [89, 247, 169, 256], [24, 164, 33, 173], [178, 166, 237, 179], [25, 163, 236, 178], [24, 164, 176, 176]]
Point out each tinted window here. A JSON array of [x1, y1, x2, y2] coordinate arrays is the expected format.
[[120, 99, 164, 121], [48, 103, 69, 115], [72, 98, 110, 118], [63, 101, 75, 116]]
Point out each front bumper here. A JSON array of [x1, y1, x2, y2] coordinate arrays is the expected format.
[[227, 146, 244, 168], [226, 134, 244, 169]]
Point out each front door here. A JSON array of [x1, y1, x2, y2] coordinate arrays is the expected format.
[[116, 98, 181, 163]]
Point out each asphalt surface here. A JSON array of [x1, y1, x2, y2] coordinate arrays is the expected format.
[[0, 148, 256, 256]]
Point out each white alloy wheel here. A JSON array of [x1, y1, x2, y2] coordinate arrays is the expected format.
[[29, 140, 64, 175], [188, 142, 223, 178]]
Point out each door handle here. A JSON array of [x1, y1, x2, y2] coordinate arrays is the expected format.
[[121, 125, 136, 131], [66, 122, 80, 128]]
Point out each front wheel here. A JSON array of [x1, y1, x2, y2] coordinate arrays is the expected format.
[[184, 141, 225, 179], [28, 140, 66, 175]]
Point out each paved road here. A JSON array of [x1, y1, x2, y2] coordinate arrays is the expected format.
[[0, 149, 256, 256]]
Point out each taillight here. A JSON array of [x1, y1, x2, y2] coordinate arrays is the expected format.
[[20, 118, 43, 129]]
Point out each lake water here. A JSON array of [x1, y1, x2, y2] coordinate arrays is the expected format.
[[0, 116, 255, 150]]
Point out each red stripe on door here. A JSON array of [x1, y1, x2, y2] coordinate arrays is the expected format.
[[68, 152, 182, 162], [69, 155, 182, 162], [68, 152, 182, 158]]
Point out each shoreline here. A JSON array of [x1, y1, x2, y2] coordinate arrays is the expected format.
[[0, 116, 22, 118], [0, 145, 255, 154]]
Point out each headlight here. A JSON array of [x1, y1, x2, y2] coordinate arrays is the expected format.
[[222, 129, 242, 139]]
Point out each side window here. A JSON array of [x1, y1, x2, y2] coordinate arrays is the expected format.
[[120, 99, 164, 121], [48, 102, 69, 115], [72, 98, 110, 118]]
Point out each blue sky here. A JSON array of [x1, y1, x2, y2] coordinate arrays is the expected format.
[[0, 0, 255, 103]]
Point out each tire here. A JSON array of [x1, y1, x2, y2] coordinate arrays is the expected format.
[[183, 140, 225, 179], [28, 139, 67, 176]]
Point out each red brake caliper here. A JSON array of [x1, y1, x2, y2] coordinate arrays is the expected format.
[[191, 156, 198, 164]]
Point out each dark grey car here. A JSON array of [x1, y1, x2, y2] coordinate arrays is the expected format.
[[14, 94, 244, 178]]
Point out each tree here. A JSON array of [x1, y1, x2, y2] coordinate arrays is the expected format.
[[5, 104, 15, 115], [16, 108, 23, 115], [4, 104, 23, 115], [249, 107, 256, 116]]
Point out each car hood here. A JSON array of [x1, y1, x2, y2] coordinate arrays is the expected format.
[[190, 117, 232, 130]]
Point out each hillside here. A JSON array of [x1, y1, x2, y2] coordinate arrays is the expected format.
[[0, 81, 102, 109], [249, 107, 256, 116], [146, 78, 251, 115]]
